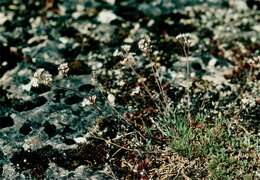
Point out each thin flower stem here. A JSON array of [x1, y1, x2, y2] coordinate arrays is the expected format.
[[152, 63, 168, 109], [129, 65, 166, 116], [90, 133, 165, 154], [90, 134, 141, 153], [148, 52, 169, 113], [181, 43, 191, 121]]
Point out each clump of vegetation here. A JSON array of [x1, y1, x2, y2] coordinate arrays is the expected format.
[[0, 0, 259, 179], [29, 33, 259, 179]]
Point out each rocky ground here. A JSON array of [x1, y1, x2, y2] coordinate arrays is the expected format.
[[0, 0, 260, 179]]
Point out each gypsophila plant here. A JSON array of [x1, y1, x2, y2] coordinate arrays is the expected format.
[[176, 33, 192, 120]]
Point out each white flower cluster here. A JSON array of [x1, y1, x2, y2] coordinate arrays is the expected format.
[[113, 45, 136, 66], [241, 95, 256, 109], [58, 62, 69, 76], [138, 35, 152, 54], [32, 68, 53, 87], [176, 33, 192, 45]]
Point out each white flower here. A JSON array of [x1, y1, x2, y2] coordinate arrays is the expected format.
[[42, 73, 52, 86], [82, 96, 97, 107], [58, 62, 69, 76], [33, 68, 53, 86], [33, 68, 44, 78], [138, 35, 152, 54], [31, 77, 39, 88], [176, 33, 192, 45]]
